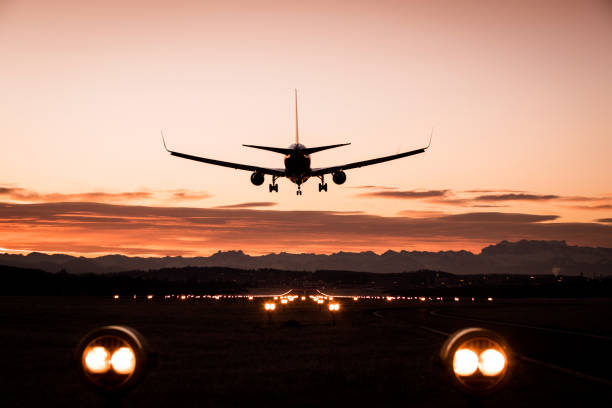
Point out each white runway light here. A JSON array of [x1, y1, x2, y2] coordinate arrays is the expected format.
[[453, 349, 479, 376], [479, 349, 506, 376]]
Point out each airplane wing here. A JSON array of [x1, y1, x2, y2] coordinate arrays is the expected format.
[[162, 134, 285, 177], [310, 146, 427, 177]]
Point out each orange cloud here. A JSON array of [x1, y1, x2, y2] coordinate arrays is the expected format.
[[357, 189, 448, 199], [1, 202, 610, 256]]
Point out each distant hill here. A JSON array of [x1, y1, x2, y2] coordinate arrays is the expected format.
[[0, 240, 611, 276]]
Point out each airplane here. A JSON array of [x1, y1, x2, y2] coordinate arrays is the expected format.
[[162, 90, 432, 195]]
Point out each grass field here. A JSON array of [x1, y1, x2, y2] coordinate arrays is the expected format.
[[1, 296, 611, 407]]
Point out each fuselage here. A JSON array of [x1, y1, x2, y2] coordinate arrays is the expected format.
[[284, 144, 311, 185]]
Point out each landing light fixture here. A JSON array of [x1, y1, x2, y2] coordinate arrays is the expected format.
[[440, 327, 511, 395], [76, 326, 153, 394]]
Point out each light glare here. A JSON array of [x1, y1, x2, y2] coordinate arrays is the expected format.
[[479, 349, 506, 376], [111, 347, 136, 375], [84, 346, 111, 374], [453, 349, 478, 376]]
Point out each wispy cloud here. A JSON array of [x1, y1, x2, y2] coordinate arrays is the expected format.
[[169, 190, 212, 201], [570, 204, 612, 211], [474, 193, 560, 201], [0, 186, 211, 203], [357, 189, 448, 199], [215, 202, 278, 209], [0, 187, 153, 202]]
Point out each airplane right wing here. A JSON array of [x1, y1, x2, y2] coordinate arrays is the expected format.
[[162, 134, 285, 177], [311, 132, 432, 177], [310, 147, 427, 176]]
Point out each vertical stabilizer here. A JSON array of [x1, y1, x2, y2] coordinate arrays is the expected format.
[[294, 88, 299, 144]]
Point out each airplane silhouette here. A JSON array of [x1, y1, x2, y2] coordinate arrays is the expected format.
[[162, 90, 431, 195]]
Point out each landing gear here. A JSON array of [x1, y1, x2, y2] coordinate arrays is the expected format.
[[318, 176, 328, 192], [296, 185, 302, 196], [269, 176, 279, 192]]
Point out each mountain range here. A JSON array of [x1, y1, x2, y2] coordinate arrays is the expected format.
[[1, 240, 611, 276]]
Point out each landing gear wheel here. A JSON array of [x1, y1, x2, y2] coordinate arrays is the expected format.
[[318, 183, 328, 192], [296, 190, 302, 196], [269, 184, 278, 192]]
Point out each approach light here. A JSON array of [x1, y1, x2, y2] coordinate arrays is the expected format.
[[76, 326, 153, 395], [440, 327, 511, 395], [280, 298, 288, 304]]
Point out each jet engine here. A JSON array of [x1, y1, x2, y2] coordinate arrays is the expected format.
[[332, 170, 346, 185], [250, 172, 264, 186]]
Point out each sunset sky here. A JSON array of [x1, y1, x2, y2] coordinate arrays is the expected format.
[[1, 0, 611, 256]]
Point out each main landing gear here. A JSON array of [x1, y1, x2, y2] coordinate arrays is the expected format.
[[318, 176, 328, 192], [269, 176, 279, 192]]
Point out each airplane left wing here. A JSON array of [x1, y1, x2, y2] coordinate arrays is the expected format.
[[162, 134, 285, 177]]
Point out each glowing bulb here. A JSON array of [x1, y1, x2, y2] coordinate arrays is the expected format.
[[479, 349, 506, 376], [453, 349, 479, 376], [111, 347, 136, 375], [84, 346, 111, 374]]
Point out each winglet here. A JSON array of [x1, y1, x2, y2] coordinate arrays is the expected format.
[[425, 128, 433, 149], [161, 130, 170, 152]]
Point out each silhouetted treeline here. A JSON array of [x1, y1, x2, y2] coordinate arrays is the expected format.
[[0, 265, 246, 296], [1, 264, 610, 297]]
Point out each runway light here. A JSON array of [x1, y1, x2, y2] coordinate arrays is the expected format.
[[487, 297, 493, 302], [453, 349, 478, 376], [328, 303, 340, 311], [84, 346, 111, 374], [353, 297, 358, 301], [479, 349, 506, 376], [248, 296, 254, 301], [280, 298, 288, 304], [264, 303, 276, 311], [76, 326, 153, 395], [440, 327, 511, 395], [113, 295, 119, 300], [147, 295, 153, 300], [301, 296, 306, 301], [111, 347, 136, 375]]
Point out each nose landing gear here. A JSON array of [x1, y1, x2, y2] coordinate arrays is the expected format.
[[296, 185, 302, 196]]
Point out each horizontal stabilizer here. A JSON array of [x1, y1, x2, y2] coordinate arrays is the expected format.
[[301, 143, 351, 155], [242, 144, 294, 155]]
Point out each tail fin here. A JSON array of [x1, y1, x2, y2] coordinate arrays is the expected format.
[[294, 89, 299, 144]]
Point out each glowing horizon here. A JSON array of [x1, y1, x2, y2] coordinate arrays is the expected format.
[[1, 0, 611, 256]]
